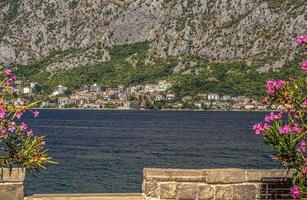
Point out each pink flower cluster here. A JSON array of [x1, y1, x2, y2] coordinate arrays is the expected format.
[[290, 186, 300, 199], [0, 69, 41, 140], [297, 140, 306, 153], [279, 123, 302, 135], [266, 80, 285, 95], [297, 35, 307, 46], [0, 109, 6, 118], [3, 69, 17, 85], [302, 60, 307, 72], [265, 112, 282, 123], [253, 122, 270, 135]]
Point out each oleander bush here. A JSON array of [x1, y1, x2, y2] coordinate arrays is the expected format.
[[0, 69, 54, 174], [253, 35, 307, 199]]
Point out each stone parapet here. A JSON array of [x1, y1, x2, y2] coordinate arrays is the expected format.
[[142, 168, 294, 200], [0, 168, 25, 200]]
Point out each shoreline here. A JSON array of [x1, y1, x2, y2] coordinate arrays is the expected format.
[[33, 107, 272, 112]]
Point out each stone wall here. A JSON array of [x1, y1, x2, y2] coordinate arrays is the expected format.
[[142, 168, 293, 200], [0, 168, 25, 200]]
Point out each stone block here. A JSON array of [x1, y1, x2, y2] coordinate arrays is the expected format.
[[177, 184, 197, 200], [246, 169, 294, 182], [233, 184, 256, 200], [142, 181, 158, 197], [198, 185, 214, 200], [215, 186, 232, 200], [0, 168, 25, 182], [206, 169, 245, 184], [159, 183, 177, 199], [0, 183, 24, 200], [144, 168, 207, 182]]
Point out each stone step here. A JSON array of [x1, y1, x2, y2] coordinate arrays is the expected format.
[[25, 193, 145, 200]]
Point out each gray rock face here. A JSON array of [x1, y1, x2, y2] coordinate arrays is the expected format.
[[0, 0, 306, 68]]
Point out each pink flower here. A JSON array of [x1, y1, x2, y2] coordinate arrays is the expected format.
[[253, 123, 261, 134], [33, 111, 39, 118], [292, 123, 302, 133], [27, 129, 33, 137], [266, 80, 285, 95], [297, 140, 306, 152], [302, 60, 307, 71], [266, 80, 276, 94], [279, 124, 292, 135], [3, 69, 11, 76], [0, 109, 6, 118], [303, 100, 307, 105], [8, 124, 15, 133], [20, 122, 28, 131], [263, 123, 270, 130], [10, 74, 16, 80], [304, 35, 307, 43], [253, 123, 269, 135], [1, 128, 7, 137], [265, 112, 282, 123], [16, 112, 23, 119], [290, 186, 300, 199], [302, 167, 307, 175], [275, 80, 285, 89]]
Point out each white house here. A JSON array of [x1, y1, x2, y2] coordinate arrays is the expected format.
[[22, 87, 31, 94], [58, 97, 70, 107], [158, 80, 172, 92], [155, 94, 166, 101], [30, 82, 38, 88], [144, 84, 157, 93], [90, 83, 101, 92], [207, 93, 220, 101], [166, 93, 176, 101], [221, 95, 231, 101], [53, 85, 68, 96]]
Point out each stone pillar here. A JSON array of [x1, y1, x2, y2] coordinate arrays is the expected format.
[[0, 168, 25, 200]]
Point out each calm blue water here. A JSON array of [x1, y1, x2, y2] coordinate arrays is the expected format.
[[23, 110, 276, 195]]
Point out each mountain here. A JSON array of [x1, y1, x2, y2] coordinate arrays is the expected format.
[[0, 0, 306, 98]]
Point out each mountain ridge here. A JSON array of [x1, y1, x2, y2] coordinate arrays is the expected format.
[[0, 0, 306, 98]]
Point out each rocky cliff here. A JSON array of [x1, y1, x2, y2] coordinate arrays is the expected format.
[[0, 0, 306, 71]]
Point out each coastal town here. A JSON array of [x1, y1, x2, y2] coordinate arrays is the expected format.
[[12, 80, 268, 111]]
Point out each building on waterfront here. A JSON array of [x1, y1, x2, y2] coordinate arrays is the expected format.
[[22, 87, 31, 94], [58, 97, 70, 108], [40, 101, 50, 108], [166, 93, 176, 101], [207, 93, 220, 101], [53, 85, 68, 96], [89, 83, 101, 92]]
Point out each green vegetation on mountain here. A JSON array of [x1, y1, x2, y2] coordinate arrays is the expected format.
[[13, 41, 304, 99]]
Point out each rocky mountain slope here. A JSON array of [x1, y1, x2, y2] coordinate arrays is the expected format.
[[0, 0, 306, 97]]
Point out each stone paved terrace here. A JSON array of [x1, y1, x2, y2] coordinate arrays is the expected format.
[[25, 193, 145, 200]]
